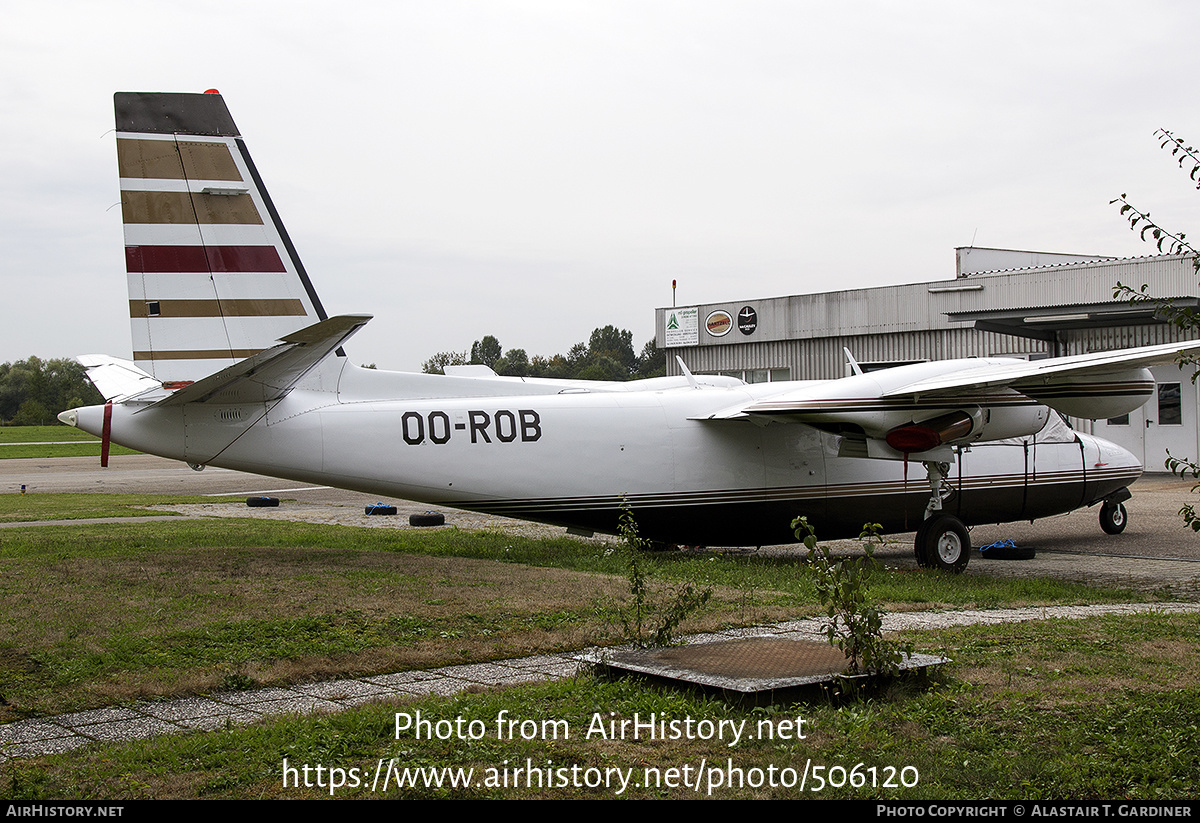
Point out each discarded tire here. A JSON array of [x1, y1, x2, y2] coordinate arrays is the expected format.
[[409, 511, 446, 527], [365, 504, 397, 516], [979, 540, 1036, 560], [246, 497, 279, 508]]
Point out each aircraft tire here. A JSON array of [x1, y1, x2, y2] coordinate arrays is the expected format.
[[409, 511, 446, 527], [980, 542, 1036, 561], [913, 519, 934, 568], [919, 515, 970, 574], [246, 496, 279, 507], [1099, 502, 1128, 535]]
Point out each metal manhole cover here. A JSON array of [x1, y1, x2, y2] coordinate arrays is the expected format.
[[582, 636, 947, 693]]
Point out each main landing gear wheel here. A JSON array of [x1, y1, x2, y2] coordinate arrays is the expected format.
[[1099, 502, 1128, 535], [915, 515, 970, 574], [913, 519, 934, 568]]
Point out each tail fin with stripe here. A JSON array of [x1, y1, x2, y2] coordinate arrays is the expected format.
[[115, 91, 330, 384]]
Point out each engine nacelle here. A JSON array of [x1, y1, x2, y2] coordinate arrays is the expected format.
[[1016, 368, 1154, 419], [884, 404, 1049, 453]]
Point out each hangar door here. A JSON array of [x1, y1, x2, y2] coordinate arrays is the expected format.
[[1093, 365, 1200, 473]]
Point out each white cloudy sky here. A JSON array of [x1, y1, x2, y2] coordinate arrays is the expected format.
[[2, 1, 1199, 371]]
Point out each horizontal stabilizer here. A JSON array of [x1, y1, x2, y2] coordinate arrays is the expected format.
[[153, 314, 371, 406], [77, 354, 163, 402]]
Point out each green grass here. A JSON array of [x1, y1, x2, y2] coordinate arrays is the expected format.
[[0, 425, 141, 459], [0, 443, 140, 459], [0, 426, 100, 443], [0, 493, 239, 523], [0, 495, 1192, 799], [0, 504, 1156, 723], [4, 612, 1199, 799]]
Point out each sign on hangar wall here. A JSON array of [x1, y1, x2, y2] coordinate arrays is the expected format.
[[665, 305, 758, 347], [664, 307, 699, 347]]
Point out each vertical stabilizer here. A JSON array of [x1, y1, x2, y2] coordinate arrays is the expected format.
[[115, 91, 329, 384]]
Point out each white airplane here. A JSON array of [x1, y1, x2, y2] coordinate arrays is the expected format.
[[58, 91, 1200, 573]]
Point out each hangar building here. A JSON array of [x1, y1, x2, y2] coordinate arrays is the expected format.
[[655, 248, 1200, 472]]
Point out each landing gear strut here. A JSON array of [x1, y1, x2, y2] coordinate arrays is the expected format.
[[913, 460, 970, 573]]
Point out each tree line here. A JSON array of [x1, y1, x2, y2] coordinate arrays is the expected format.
[[422, 325, 666, 381], [1, 324, 666, 426], [0, 357, 103, 426]]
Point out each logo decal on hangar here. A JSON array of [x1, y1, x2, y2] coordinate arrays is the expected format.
[[705, 310, 733, 337], [738, 306, 758, 335]]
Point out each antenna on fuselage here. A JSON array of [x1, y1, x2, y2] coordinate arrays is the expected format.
[[675, 356, 700, 388], [843, 347, 864, 376]]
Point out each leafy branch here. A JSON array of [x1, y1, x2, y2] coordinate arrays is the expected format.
[[1110, 193, 1195, 257], [1111, 129, 1200, 264], [1113, 280, 1200, 351], [1163, 450, 1200, 532], [792, 516, 911, 676], [1112, 128, 1200, 486], [614, 503, 711, 648], [1155, 129, 1200, 189], [1112, 129, 1200, 374]]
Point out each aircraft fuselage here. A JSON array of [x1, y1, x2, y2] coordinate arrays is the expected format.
[[71, 364, 1141, 547]]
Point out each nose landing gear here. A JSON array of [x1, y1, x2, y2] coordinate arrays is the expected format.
[[1099, 501, 1128, 535]]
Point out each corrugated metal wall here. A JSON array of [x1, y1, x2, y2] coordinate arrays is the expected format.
[[658, 254, 1199, 379], [1065, 322, 1200, 355], [673, 328, 1052, 380]]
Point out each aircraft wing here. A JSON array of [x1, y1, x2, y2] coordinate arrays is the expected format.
[[879, 339, 1200, 398], [151, 314, 371, 407], [696, 339, 1200, 455], [728, 340, 1200, 417]]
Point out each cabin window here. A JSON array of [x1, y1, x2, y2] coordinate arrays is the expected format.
[[1158, 383, 1182, 426], [1106, 414, 1129, 426], [147, 301, 161, 316], [713, 368, 790, 383]]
